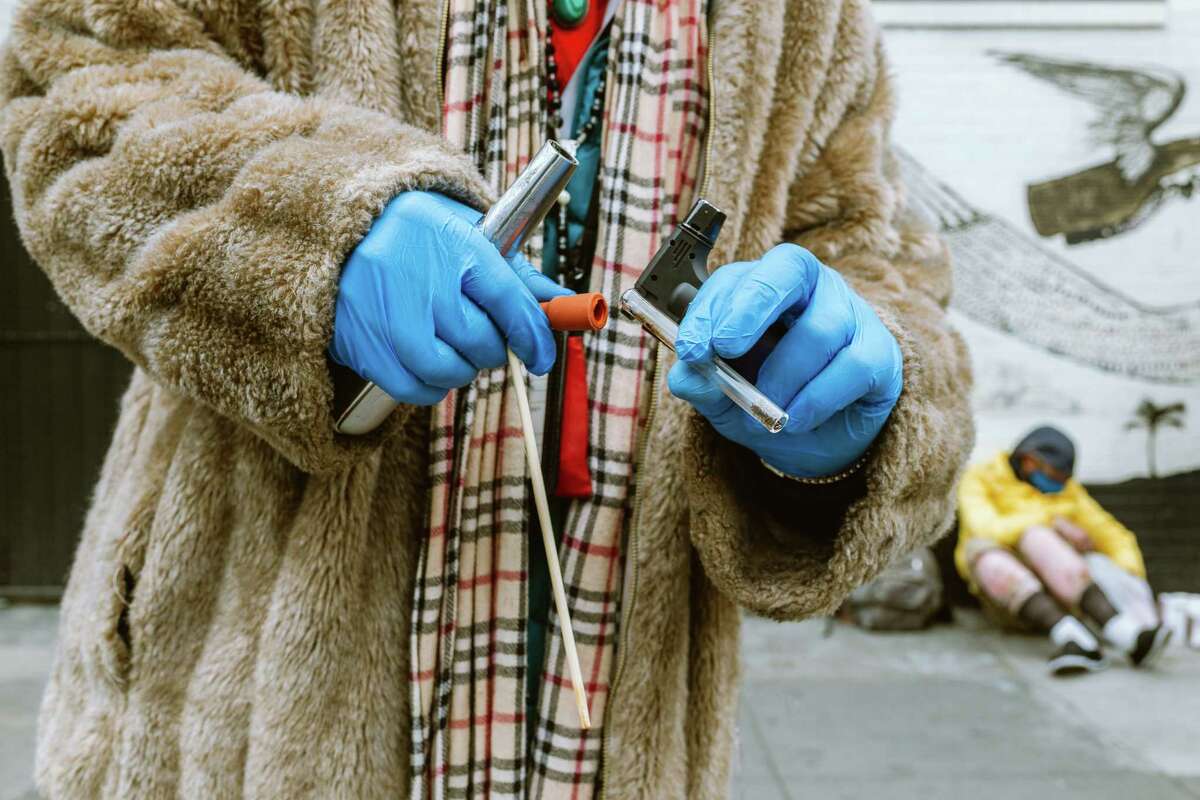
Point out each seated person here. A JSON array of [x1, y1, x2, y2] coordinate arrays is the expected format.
[[955, 426, 1170, 675]]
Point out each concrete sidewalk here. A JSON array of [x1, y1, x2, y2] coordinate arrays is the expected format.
[[735, 611, 1200, 800], [1, 604, 1197, 800], [0, 604, 55, 800]]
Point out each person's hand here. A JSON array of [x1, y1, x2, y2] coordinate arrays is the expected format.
[[668, 243, 902, 478], [1053, 516, 1094, 552], [329, 191, 570, 405]]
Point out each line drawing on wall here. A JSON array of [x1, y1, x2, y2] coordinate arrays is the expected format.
[[991, 51, 1200, 246], [898, 149, 1200, 385]]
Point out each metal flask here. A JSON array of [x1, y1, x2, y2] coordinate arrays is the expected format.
[[332, 140, 578, 435]]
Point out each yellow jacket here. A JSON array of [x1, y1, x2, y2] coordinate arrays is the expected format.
[[955, 452, 1145, 581]]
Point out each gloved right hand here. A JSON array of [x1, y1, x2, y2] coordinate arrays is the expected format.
[[329, 191, 570, 405]]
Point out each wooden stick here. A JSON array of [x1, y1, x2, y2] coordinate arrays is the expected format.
[[506, 348, 592, 730]]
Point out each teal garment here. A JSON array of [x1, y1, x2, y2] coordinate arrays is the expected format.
[[526, 31, 609, 742], [540, 30, 609, 283]]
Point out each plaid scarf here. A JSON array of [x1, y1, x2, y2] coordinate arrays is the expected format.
[[409, 0, 708, 797]]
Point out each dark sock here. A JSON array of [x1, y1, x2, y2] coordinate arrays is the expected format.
[[1080, 583, 1118, 626], [1018, 591, 1067, 633]]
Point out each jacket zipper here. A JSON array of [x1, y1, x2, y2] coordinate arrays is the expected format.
[[698, 10, 717, 200], [435, 0, 450, 112], [597, 9, 717, 796]]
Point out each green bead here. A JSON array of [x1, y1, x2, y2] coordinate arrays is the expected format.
[[551, 0, 588, 28]]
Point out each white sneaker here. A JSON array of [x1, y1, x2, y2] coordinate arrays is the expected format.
[[1048, 616, 1108, 677], [1048, 640, 1108, 676], [1129, 625, 1172, 668], [1104, 614, 1173, 667]]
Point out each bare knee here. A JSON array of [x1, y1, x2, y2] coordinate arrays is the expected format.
[[974, 548, 1023, 579], [1019, 525, 1091, 603], [972, 549, 1042, 612], [1019, 524, 1057, 547]]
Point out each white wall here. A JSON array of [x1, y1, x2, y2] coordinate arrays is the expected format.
[[886, 1, 1200, 482], [0, 0, 14, 38]]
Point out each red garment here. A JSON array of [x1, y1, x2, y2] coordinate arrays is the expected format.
[[549, 0, 606, 88], [555, 335, 593, 498], [549, 1, 607, 499]]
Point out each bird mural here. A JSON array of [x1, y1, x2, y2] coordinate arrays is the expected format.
[[895, 148, 1200, 385], [991, 51, 1200, 246]]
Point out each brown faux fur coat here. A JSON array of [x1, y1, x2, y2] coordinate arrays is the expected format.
[[0, 0, 974, 794]]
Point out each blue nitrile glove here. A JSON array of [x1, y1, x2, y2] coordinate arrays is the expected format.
[[668, 243, 903, 478], [330, 191, 571, 405]]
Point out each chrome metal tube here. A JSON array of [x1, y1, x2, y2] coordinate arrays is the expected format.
[[334, 141, 579, 435], [620, 288, 789, 434], [480, 140, 578, 258]]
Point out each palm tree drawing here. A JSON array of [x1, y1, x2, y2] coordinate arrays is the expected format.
[[1125, 399, 1186, 478], [992, 51, 1200, 246]]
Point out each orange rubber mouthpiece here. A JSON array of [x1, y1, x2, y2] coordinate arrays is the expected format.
[[540, 293, 608, 332]]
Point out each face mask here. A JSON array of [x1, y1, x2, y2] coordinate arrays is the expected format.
[[1028, 470, 1066, 494]]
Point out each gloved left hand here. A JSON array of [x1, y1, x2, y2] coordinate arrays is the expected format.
[[668, 243, 903, 478], [329, 191, 570, 407]]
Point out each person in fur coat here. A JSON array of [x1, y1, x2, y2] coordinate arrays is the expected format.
[[0, 0, 974, 794]]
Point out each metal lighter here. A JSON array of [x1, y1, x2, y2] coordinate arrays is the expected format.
[[332, 140, 579, 435], [619, 199, 790, 433]]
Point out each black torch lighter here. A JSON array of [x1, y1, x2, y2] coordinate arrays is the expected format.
[[619, 199, 790, 433]]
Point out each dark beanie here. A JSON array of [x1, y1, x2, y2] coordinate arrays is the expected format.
[[1010, 426, 1076, 476]]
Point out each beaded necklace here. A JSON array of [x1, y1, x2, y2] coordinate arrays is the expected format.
[[545, 19, 608, 289]]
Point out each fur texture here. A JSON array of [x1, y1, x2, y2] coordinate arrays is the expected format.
[[0, 0, 975, 794]]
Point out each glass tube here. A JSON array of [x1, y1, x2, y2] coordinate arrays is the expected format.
[[620, 289, 788, 434]]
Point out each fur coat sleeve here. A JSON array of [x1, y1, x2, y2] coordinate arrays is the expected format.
[[678, 1, 975, 620], [0, 0, 490, 474]]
